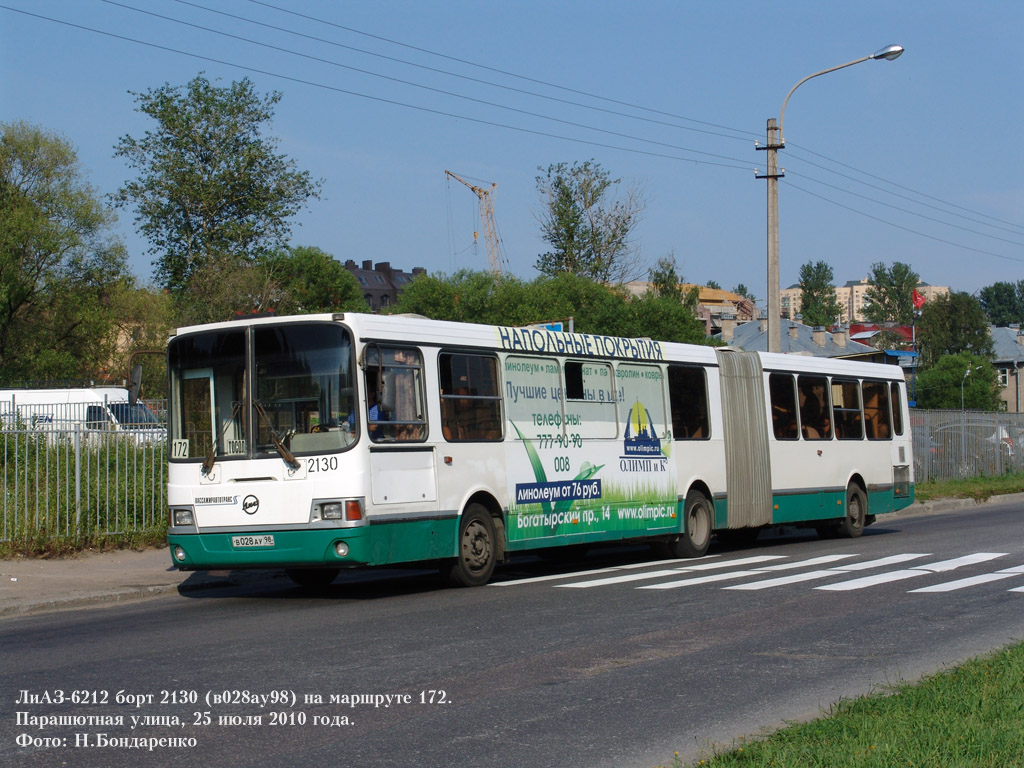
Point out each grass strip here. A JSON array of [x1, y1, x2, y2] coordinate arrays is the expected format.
[[668, 642, 1024, 767], [914, 472, 1024, 503]]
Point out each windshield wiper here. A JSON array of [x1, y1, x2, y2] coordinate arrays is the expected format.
[[253, 401, 300, 470], [202, 400, 242, 476]]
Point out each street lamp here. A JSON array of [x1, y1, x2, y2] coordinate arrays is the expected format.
[[962, 364, 983, 411], [758, 45, 904, 353]]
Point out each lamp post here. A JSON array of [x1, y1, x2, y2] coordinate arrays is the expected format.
[[758, 45, 904, 353], [961, 364, 982, 472], [962, 364, 983, 411]]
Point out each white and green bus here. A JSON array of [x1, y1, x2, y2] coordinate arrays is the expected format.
[[166, 312, 914, 587]]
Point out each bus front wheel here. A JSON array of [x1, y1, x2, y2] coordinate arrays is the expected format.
[[838, 485, 867, 538], [443, 504, 497, 587]]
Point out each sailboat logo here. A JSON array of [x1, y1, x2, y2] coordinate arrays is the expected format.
[[623, 401, 662, 456]]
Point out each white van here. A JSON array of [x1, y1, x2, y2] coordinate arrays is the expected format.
[[0, 387, 165, 443]]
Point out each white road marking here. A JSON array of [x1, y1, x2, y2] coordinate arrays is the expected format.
[[816, 553, 1008, 591], [909, 573, 1022, 593], [638, 570, 767, 590], [557, 555, 788, 589], [556, 569, 694, 588], [723, 569, 843, 590], [724, 554, 927, 591]]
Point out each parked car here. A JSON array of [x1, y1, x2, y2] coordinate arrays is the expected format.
[[0, 387, 165, 444]]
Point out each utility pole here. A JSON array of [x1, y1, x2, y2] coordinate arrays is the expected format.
[[757, 45, 904, 355], [756, 119, 784, 353]]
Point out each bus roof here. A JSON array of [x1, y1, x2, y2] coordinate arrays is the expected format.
[[172, 312, 903, 381]]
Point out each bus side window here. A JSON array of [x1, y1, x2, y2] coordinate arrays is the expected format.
[[862, 380, 892, 440], [439, 352, 502, 442], [668, 365, 709, 439], [364, 346, 427, 443], [797, 374, 831, 440], [890, 381, 904, 436], [831, 378, 864, 440], [563, 361, 617, 438], [769, 373, 798, 440]]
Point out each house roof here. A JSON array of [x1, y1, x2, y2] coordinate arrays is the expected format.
[[716, 320, 880, 359], [990, 325, 1024, 364]]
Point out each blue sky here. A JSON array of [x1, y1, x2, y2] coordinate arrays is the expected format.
[[2, 1, 1022, 307]]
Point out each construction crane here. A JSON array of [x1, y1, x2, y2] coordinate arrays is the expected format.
[[445, 170, 503, 275]]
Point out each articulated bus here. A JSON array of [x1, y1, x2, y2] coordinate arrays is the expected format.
[[166, 313, 914, 587]]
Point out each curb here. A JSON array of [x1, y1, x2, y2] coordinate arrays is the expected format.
[[0, 569, 285, 618], [895, 491, 1024, 519]]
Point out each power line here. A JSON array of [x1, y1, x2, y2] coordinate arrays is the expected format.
[[168, 0, 755, 145], [786, 141, 1024, 235], [2, 3, 1018, 270], [786, 170, 1024, 249], [783, 179, 1024, 265], [786, 146, 1024, 238], [243, 0, 763, 143], [98, 0, 756, 168], [0, 4, 751, 171]]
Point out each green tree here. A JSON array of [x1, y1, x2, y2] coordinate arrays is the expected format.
[[395, 270, 708, 344], [705, 280, 721, 290], [113, 74, 322, 293], [173, 255, 274, 326], [731, 283, 755, 304], [978, 281, 1024, 327], [534, 160, 645, 283], [0, 121, 131, 383], [260, 246, 367, 315], [624, 293, 708, 345], [914, 352, 1001, 410], [916, 291, 994, 368], [797, 260, 843, 327], [394, 270, 534, 326], [862, 261, 920, 324], [649, 254, 683, 301], [106, 283, 174, 397]]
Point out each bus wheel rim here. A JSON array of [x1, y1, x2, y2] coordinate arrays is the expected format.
[[462, 520, 491, 571]]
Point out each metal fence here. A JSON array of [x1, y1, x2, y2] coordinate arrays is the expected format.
[[1, 402, 1021, 543], [1, 399, 167, 543], [911, 409, 1024, 483]]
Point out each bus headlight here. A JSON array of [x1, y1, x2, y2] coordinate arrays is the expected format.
[[314, 499, 364, 523], [334, 542, 349, 558], [320, 502, 344, 520], [172, 508, 194, 526], [173, 546, 187, 562]]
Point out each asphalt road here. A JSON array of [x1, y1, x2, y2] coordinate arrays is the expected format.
[[4, 502, 1024, 768]]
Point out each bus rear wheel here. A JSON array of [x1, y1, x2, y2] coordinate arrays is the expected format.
[[657, 491, 712, 559], [443, 504, 497, 587], [286, 568, 339, 588]]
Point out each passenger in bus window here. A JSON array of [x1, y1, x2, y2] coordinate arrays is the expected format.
[[799, 385, 822, 439], [442, 388, 472, 440], [345, 376, 386, 439]]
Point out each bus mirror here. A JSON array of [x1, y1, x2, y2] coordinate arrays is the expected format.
[[129, 364, 143, 404]]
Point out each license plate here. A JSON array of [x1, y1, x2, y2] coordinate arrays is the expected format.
[[232, 534, 275, 548]]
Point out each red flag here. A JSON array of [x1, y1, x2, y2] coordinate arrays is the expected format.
[[912, 288, 926, 309]]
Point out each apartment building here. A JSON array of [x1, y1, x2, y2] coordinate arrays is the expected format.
[[780, 278, 948, 322]]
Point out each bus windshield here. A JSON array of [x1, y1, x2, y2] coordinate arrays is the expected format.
[[168, 323, 356, 462]]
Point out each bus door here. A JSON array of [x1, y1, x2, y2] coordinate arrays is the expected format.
[[715, 349, 773, 528], [766, 372, 839, 521], [361, 346, 439, 521]]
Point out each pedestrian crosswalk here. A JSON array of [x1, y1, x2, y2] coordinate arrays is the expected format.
[[490, 550, 1024, 594]]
